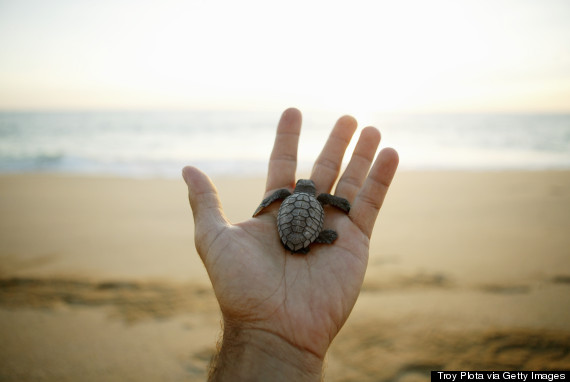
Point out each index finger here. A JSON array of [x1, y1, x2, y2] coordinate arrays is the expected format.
[[265, 108, 302, 195]]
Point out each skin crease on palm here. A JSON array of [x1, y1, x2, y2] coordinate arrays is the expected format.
[[182, 108, 399, 380]]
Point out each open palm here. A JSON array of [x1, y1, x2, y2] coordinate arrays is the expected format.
[[183, 108, 398, 361]]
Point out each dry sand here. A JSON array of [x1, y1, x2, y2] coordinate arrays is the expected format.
[[1, 171, 569, 381]]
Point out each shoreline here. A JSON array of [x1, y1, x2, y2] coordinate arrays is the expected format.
[[2, 170, 570, 283]]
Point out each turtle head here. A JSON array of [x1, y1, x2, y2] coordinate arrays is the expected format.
[[294, 179, 316, 195]]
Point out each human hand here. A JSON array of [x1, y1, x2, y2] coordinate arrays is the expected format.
[[182, 108, 398, 381]]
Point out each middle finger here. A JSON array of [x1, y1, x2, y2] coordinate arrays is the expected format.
[[335, 126, 381, 203], [310, 115, 358, 193]]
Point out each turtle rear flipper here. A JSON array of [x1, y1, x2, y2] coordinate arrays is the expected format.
[[315, 229, 338, 244], [252, 188, 292, 217], [317, 193, 351, 213]]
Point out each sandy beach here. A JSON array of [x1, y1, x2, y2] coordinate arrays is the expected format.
[[1, 171, 569, 381]]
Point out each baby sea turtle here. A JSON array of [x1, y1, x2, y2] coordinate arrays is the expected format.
[[252, 179, 350, 254]]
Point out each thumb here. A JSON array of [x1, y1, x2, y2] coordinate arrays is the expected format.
[[182, 166, 229, 259]]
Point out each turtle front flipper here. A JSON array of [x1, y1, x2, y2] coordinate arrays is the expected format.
[[317, 193, 351, 213], [252, 188, 292, 217]]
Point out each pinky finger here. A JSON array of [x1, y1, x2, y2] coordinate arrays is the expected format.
[[349, 148, 399, 238]]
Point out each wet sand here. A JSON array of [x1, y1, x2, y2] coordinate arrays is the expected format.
[[1, 172, 569, 381]]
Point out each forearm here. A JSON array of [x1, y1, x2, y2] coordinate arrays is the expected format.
[[209, 324, 324, 382]]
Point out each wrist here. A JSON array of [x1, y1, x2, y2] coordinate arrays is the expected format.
[[209, 322, 324, 381]]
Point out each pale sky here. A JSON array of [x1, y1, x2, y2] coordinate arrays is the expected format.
[[0, 0, 569, 113]]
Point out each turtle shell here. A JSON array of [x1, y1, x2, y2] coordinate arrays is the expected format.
[[277, 192, 324, 252]]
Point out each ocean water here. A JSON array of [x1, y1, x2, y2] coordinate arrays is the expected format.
[[1, 111, 569, 178]]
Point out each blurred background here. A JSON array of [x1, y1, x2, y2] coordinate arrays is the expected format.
[[1, 1, 570, 381], [1, 0, 569, 176]]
